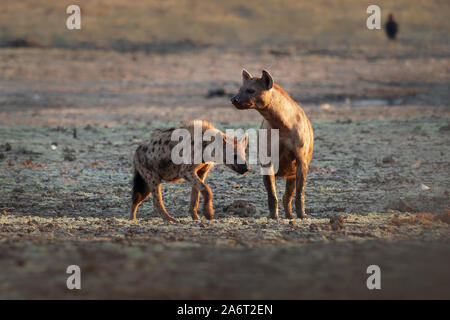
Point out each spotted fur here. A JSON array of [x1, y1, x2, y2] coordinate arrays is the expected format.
[[130, 120, 249, 221]]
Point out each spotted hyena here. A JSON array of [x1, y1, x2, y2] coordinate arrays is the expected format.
[[231, 69, 314, 219], [131, 120, 249, 221]]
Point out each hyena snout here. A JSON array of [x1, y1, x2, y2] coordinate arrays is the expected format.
[[231, 94, 246, 109], [231, 94, 254, 110]]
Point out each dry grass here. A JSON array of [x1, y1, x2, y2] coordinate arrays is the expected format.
[[1, 0, 449, 49]]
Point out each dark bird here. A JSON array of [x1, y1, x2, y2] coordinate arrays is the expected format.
[[385, 13, 399, 40]]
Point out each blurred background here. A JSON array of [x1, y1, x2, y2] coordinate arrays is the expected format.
[[0, 0, 449, 125], [1, 0, 449, 49]]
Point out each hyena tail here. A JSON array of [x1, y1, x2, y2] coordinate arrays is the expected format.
[[130, 170, 151, 220]]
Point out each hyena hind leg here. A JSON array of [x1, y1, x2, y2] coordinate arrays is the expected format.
[[130, 170, 151, 220], [189, 165, 211, 220], [282, 177, 296, 219], [294, 161, 308, 219], [152, 183, 177, 222]]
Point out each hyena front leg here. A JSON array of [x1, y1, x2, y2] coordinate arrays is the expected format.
[[130, 171, 151, 220], [295, 160, 308, 219], [260, 124, 279, 219], [184, 171, 214, 220], [282, 177, 296, 220], [152, 183, 177, 222], [263, 174, 279, 219], [189, 165, 211, 220]]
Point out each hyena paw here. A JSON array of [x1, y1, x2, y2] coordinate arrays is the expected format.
[[284, 210, 294, 220], [163, 215, 178, 223], [298, 213, 307, 220], [204, 208, 214, 220], [189, 210, 200, 220]]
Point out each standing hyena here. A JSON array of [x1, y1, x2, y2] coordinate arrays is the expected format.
[[231, 69, 314, 219], [131, 120, 249, 221]]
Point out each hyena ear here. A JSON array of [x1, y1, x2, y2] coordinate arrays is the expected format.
[[261, 70, 273, 90], [242, 69, 252, 82]]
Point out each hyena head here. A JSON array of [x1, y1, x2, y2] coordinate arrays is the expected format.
[[223, 134, 249, 175], [231, 69, 273, 110]]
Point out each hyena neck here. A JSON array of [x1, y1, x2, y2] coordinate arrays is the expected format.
[[258, 84, 299, 131]]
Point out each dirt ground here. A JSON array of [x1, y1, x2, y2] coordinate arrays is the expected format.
[[0, 46, 449, 299]]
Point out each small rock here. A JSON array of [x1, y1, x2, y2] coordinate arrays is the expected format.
[[320, 103, 334, 111], [329, 215, 345, 231], [308, 165, 322, 173], [420, 184, 430, 191], [387, 198, 416, 213], [223, 200, 256, 217], [64, 154, 76, 161], [63, 147, 76, 161], [382, 155, 395, 164], [411, 160, 421, 168]]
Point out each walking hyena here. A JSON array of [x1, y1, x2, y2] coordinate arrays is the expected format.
[[130, 120, 249, 221], [231, 69, 314, 219]]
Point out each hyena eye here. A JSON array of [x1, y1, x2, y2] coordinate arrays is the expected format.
[[246, 88, 255, 94]]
